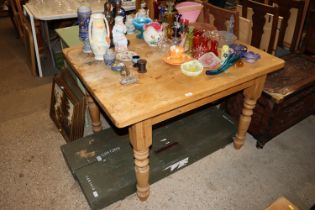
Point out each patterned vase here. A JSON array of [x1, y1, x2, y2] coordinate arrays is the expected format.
[[88, 13, 110, 60], [78, 6, 92, 53]]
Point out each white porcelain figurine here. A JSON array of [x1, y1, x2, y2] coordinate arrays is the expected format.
[[112, 16, 128, 53]]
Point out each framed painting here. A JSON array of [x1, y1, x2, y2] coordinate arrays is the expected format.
[[50, 69, 85, 142]]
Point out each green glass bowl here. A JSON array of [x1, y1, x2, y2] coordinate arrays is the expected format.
[[180, 60, 203, 77]]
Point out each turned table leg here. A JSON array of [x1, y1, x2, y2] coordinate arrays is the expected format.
[[86, 94, 102, 133], [129, 120, 152, 201], [234, 76, 266, 149]]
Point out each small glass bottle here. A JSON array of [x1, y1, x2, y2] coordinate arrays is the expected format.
[[165, 0, 175, 39], [184, 26, 194, 55], [158, 23, 171, 53], [172, 13, 182, 45], [209, 30, 219, 56], [158, 5, 166, 23]]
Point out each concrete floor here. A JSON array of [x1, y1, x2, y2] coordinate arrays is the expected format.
[[0, 17, 314, 210]]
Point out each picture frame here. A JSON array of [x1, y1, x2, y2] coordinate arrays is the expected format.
[[50, 69, 86, 142]]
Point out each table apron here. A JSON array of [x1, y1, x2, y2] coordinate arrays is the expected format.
[[151, 80, 255, 125]]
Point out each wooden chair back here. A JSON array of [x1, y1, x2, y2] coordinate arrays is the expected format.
[[289, 1, 305, 51], [22, 19, 37, 76], [238, 16, 251, 44], [268, 0, 305, 51], [189, 22, 217, 32], [203, 2, 239, 37], [8, 0, 24, 38], [269, 0, 293, 49], [237, 4, 283, 54], [240, 0, 279, 54], [9, 0, 37, 76]]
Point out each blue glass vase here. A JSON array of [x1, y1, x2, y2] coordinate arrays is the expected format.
[[132, 17, 152, 39]]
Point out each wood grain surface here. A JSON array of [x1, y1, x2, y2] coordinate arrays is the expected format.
[[63, 35, 284, 128]]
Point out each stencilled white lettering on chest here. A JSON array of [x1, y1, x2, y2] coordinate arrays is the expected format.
[[164, 157, 189, 172]]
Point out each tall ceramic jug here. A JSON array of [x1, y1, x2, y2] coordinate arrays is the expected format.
[[88, 13, 110, 60]]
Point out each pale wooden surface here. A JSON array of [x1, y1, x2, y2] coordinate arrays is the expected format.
[[63, 35, 284, 129], [63, 35, 284, 201]]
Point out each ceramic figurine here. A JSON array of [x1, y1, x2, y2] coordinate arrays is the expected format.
[[125, 15, 135, 34], [88, 13, 110, 60], [143, 22, 164, 47], [78, 6, 92, 53], [112, 16, 128, 53]]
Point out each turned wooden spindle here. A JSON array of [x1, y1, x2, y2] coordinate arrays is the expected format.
[[86, 94, 102, 133], [233, 98, 256, 149], [129, 120, 152, 201], [134, 149, 150, 200], [233, 76, 266, 149]]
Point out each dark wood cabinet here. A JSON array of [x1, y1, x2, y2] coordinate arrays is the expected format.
[[222, 54, 315, 148]]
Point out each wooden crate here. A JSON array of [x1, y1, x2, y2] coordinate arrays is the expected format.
[[223, 55, 315, 148], [61, 106, 236, 209]]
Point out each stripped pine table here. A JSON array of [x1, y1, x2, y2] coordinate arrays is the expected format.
[[63, 35, 285, 201]]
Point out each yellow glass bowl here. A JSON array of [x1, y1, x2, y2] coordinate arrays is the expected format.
[[180, 60, 203, 77]]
